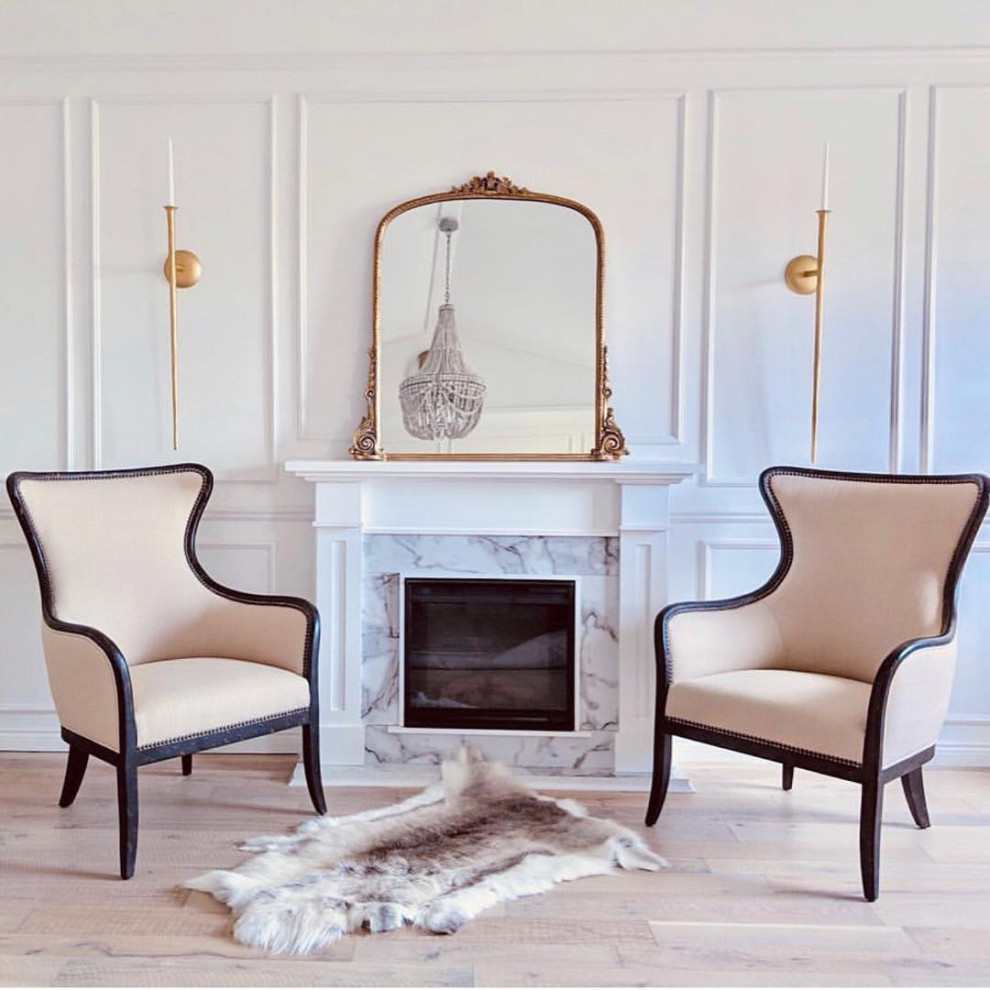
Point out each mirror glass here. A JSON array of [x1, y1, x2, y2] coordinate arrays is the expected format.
[[379, 198, 598, 456]]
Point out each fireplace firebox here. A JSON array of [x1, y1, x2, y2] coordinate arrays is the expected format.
[[402, 577, 577, 732]]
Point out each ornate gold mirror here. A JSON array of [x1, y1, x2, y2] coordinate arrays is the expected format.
[[351, 172, 627, 461]]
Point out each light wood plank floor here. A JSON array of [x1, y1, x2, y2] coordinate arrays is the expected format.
[[2, 753, 989, 987]]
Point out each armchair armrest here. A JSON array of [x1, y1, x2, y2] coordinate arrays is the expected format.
[[659, 595, 784, 684], [194, 580, 319, 680], [41, 620, 134, 753], [868, 634, 958, 770]]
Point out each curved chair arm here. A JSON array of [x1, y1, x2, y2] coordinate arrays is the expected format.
[[192, 572, 320, 682], [866, 633, 958, 771], [657, 595, 784, 685], [41, 619, 135, 755]]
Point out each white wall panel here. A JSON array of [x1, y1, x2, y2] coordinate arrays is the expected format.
[[927, 87, 990, 473], [700, 539, 778, 599], [0, 2, 989, 760], [300, 95, 684, 449], [94, 98, 275, 480], [0, 101, 66, 477], [706, 88, 905, 483], [0, 544, 50, 719], [197, 541, 275, 594], [951, 545, 990, 719]]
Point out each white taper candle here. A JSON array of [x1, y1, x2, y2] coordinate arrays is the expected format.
[[168, 138, 175, 206]]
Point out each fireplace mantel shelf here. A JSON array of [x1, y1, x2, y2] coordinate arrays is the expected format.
[[285, 459, 698, 485]]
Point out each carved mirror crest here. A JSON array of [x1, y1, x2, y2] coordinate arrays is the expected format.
[[351, 172, 627, 461]]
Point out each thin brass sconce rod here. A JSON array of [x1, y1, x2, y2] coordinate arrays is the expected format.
[[784, 208, 831, 464], [811, 208, 828, 464], [165, 205, 179, 451], [161, 208, 202, 452]]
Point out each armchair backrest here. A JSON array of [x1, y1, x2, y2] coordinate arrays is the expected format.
[[7, 465, 225, 666], [762, 468, 987, 683]]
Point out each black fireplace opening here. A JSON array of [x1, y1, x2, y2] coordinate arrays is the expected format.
[[403, 577, 576, 732]]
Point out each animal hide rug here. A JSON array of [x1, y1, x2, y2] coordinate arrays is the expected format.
[[186, 749, 666, 953]]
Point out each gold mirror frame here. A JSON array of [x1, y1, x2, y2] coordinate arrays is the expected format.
[[350, 172, 628, 461]]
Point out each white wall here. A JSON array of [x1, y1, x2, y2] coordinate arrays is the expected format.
[[1, 0, 989, 762]]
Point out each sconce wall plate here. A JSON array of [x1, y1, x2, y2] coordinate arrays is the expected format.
[[163, 249, 202, 289], [784, 253, 819, 295]]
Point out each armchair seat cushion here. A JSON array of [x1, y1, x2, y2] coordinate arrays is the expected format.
[[130, 657, 310, 750], [666, 668, 872, 765]]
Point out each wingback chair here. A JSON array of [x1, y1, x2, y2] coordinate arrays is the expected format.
[[6, 464, 326, 879], [646, 466, 988, 900]]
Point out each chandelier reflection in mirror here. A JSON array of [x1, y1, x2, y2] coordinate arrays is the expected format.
[[398, 217, 487, 440]]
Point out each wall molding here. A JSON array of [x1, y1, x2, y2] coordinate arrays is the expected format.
[[89, 97, 101, 467], [199, 539, 278, 593], [701, 86, 910, 486], [672, 510, 770, 525], [0, 97, 71, 476], [4, 47, 990, 75], [920, 85, 940, 473], [89, 95, 279, 481], [887, 89, 908, 473], [697, 537, 778, 598], [919, 83, 990, 473], [296, 88, 689, 449], [60, 96, 74, 472]]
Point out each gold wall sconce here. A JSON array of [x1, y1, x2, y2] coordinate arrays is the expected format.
[[163, 246, 202, 289], [785, 143, 831, 464], [162, 141, 202, 451]]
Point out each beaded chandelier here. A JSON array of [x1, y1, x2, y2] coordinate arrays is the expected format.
[[398, 217, 486, 441]]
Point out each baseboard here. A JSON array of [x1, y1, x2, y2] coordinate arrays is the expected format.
[[0, 715, 299, 755], [930, 718, 990, 767], [4, 711, 989, 769]]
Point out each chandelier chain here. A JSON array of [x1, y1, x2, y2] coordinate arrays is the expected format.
[[444, 230, 453, 305]]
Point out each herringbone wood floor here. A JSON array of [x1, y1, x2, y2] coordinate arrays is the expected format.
[[1, 753, 989, 987]]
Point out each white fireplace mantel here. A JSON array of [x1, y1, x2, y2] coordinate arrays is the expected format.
[[285, 459, 696, 776], [287, 460, 698, 483]]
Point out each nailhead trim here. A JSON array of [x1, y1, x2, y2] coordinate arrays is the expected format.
[[666, 715, 861, 767], [138, 706, 309, 750]]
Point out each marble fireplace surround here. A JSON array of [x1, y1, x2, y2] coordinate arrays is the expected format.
[[285, 460, 695, 787]]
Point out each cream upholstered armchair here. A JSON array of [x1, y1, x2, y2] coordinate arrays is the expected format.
[[646, 467, 988, 901], [6, 464, 326, 879]]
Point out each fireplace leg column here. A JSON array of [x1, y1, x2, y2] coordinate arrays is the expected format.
[[308, 481, 366, 767], [614, 483, 690, 790]]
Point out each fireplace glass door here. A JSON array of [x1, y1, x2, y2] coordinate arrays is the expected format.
[[403, 578, 576, 731]]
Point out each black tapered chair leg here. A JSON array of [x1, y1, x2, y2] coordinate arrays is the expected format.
[[58, 745, 89, 808], [901, 767, 930, 828], [859, 779, 884, 902], [645, 731, 672, 827], [117, 761, 138, 880], [181, 754, 192, 776], [782, 763, 794, 791], [302, 722, 327, 816]]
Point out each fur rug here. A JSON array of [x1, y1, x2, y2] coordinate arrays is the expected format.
[[187, 749, 666, 953]]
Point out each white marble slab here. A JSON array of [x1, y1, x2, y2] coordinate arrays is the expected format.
[[364, 725, 615, 775], [364, 534, 618, 577], [361, 534, 621, 771]]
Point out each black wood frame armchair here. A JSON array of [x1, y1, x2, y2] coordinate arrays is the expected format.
[[7, 464, 326, 879], [645, 466, 988, 900]]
